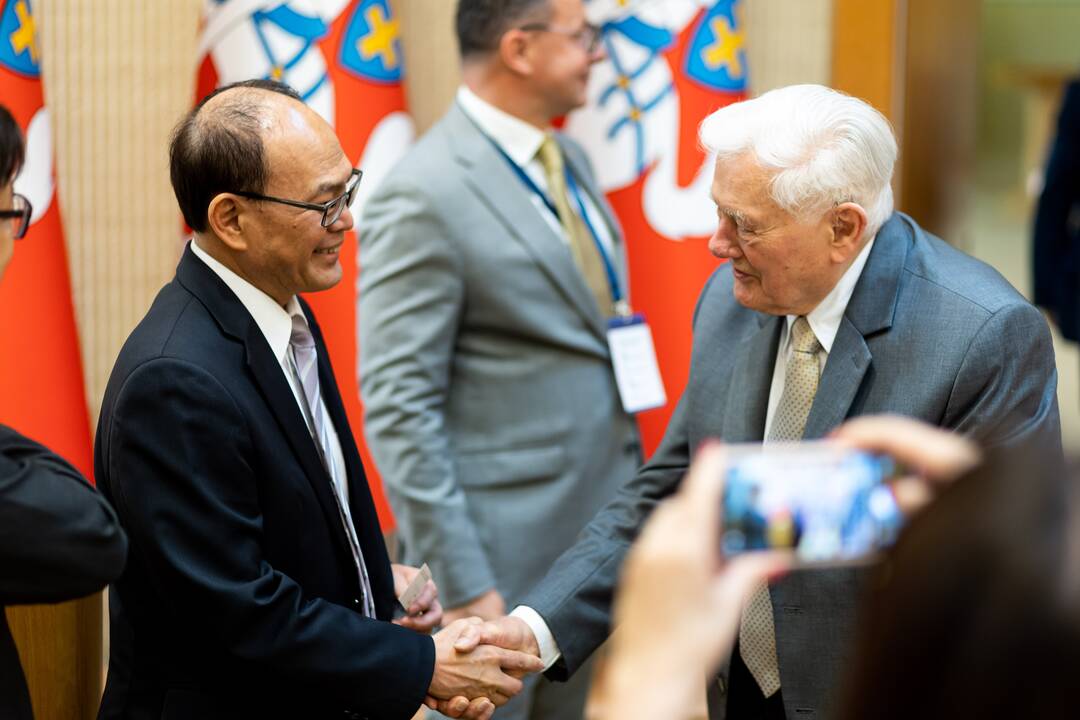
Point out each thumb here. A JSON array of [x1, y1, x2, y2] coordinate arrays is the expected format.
[[453, 623, 482, 652]]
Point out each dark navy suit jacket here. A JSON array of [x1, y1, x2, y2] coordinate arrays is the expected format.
[[95, 246, 433, 720], [1034, 79, 1080, 341]]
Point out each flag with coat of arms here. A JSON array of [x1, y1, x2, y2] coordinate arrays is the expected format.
[[569, 0, 748, 454], [195, 0, 412, 529], [0, 0, 95, 478]]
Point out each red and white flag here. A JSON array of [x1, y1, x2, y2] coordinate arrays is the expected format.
[[196, 0, 413, 528], [569, 0, 748, 453], [0, 0, 94, 477]]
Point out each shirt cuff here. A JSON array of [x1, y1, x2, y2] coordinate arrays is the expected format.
[[510, 605, 561, 671]]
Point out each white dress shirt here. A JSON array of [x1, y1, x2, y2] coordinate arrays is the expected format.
[[189, 239, 358, 537], [456, 86, 616, 259], [763, 237, 876, 438], [514, 235, 877, 670]]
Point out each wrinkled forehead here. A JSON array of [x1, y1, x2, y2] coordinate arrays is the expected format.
[[710, 152, 777, 206]]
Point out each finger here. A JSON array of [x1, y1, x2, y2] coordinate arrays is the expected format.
[[890, 476, 934, 515], [448, 695, 471, 717], [831, 415, 980, 480], [482, 666, 525, 699], [408, 582, 438, 616], [680, 443, 729, 524], [718, 550, 793, 598], [461, 697, 495, 720], [424, 695, 438, 710], [453, 622, 482, 652], [496, 647, 546, 674]]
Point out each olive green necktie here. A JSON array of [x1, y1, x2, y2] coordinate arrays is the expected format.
[[739, 315, 821, 697], [536, 134, 614, 317]]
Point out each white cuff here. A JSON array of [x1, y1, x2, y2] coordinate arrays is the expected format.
[[510, 605, 561, 671]]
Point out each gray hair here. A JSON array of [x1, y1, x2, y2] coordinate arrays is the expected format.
[[699, 84, 897, 236]]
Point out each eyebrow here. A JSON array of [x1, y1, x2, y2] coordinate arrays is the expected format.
[[311, 169, 353, 199], [717, 205, 755, 227]]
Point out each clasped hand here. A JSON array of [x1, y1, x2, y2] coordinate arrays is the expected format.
[[426, 616, 543, 720]]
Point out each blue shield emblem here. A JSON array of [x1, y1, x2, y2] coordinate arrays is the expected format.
[[685, 0, 746, 93], [339, 0, 403, 84], [0, 0, 40, 78]]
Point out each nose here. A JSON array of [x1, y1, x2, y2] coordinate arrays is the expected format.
[[590, 42, 607, 62], [331, 203, 355, 233], [708, 217, 742, 260]]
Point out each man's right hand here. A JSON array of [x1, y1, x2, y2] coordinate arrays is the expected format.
[[426, 618, 544, 719], [425, 616, 543, 718]]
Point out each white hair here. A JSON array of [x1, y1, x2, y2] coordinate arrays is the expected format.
[[699, 84, 897, 236]]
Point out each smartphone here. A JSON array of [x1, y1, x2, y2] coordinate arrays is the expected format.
[[721, 442, 903, 562]]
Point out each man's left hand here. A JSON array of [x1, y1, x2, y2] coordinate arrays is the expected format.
[[392, 563, 442, 634]]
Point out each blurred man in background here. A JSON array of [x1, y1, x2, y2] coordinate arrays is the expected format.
[[360, 1, 639, 717]]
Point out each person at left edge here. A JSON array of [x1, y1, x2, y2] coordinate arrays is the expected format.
[[95, 80, 542, 720], [0, 104, 127, 720]]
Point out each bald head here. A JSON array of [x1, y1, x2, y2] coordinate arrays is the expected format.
[[170, 79, 303, 232]]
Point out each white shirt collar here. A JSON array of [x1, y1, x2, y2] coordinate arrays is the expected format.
[[189, 238, 303, 363], [787, 235, 876, 354], [456, 85, 547, 168]]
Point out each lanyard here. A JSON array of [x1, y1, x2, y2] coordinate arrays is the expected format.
[[486, 136, 625, 304]]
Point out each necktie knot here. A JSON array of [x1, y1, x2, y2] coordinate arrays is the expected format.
[[290, 313, 315, 350], [537, 134, 564, 177], [791, 316, 821, 355]]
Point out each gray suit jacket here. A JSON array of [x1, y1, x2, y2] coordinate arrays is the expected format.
[[520, 212, 1062, 719], [359, 102, 641, 608]]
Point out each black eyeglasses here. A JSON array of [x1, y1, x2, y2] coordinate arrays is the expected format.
[[234, 168, 363, 228], [519, 22, 602, 54], [0, 193, 32, 240]]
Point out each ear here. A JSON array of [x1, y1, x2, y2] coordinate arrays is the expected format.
[[829, 202, 868, 262], [206, 193, 248, 252], [497, 28, 536, 77]]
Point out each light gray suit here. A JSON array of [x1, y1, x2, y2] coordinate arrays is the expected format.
[[520, 212, 1063, 719], [359, 102, 641, 718]]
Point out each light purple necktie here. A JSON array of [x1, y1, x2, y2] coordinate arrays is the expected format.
[[290, 313, 376, 618]]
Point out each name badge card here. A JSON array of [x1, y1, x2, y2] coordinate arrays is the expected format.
[[607, 314, 666, 414]]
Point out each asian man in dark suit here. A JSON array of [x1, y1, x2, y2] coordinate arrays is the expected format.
[[94, 80, 541, 720], [0, 103, 127, 720], [446, 84, 1063, 720]]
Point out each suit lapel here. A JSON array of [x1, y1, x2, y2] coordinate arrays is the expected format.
[[446, 104, 609, 340], [723, 314, 783, 442], [803, 214, 911, 437], [803, 317, 871, 439], [177, 247, 358, 577]]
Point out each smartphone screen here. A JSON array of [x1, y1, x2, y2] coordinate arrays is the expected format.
[[721, 443, 903, 562]]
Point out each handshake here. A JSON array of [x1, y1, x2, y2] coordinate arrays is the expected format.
[[426, 615, 543, 719], [393, 566, 542, 719]]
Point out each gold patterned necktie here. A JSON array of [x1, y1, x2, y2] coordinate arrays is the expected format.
[[536, 135, 615, 317], [739, 315, 822, 697]]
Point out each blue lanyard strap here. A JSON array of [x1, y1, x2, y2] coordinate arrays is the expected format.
[[484, 134, 624, 304]]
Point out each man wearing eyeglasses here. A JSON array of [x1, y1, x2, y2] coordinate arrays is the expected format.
[[0, 103, 128, 720], [359, 1, 635, 718], [95, 80, 542, 720]]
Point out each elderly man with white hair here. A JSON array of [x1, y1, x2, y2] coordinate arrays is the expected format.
[[436, 84, 1062, 720]]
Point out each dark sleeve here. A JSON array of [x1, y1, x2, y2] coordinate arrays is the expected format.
[[104, 359, 433, 718], [0, 425, 128, 604], [1033, 80, 1080, 323]]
